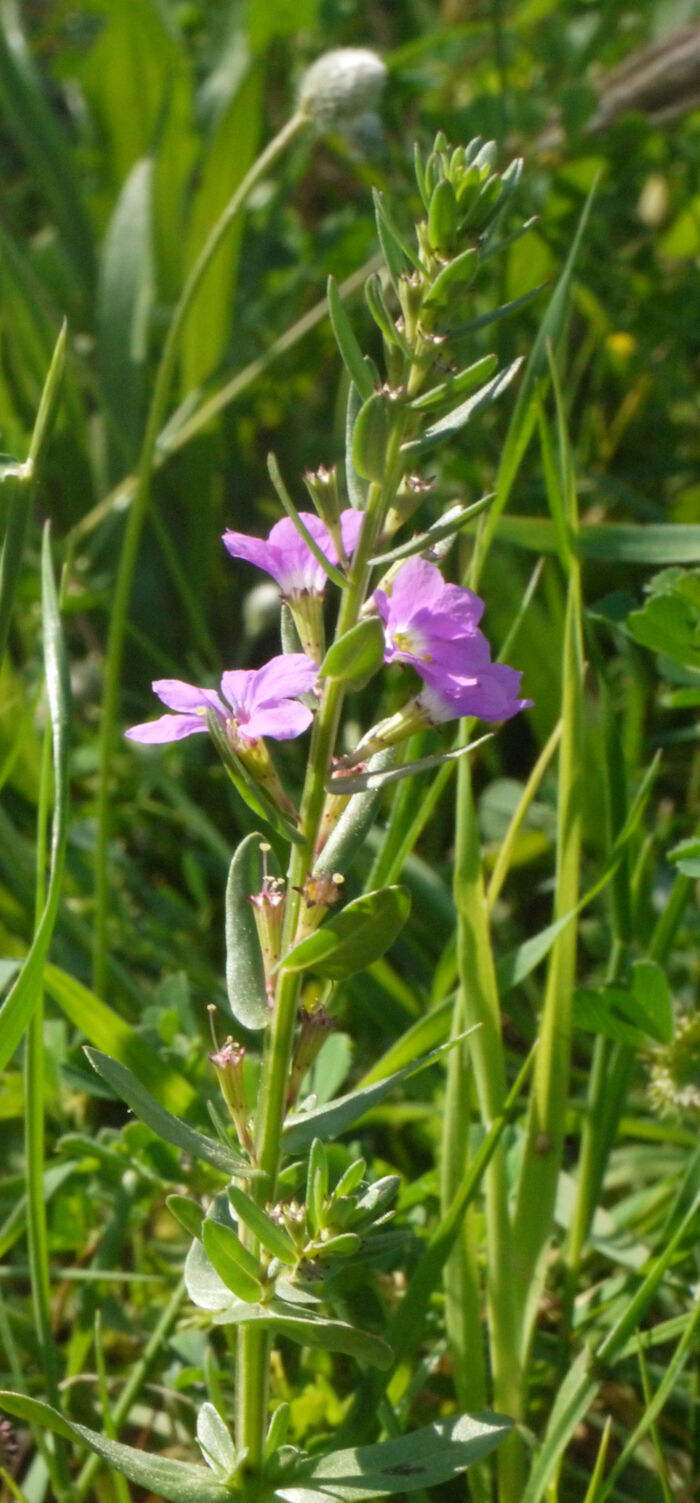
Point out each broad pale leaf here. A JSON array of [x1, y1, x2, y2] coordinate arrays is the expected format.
[[225, 832, 270, 1030]]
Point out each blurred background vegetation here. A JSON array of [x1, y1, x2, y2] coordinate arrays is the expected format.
[[1, 0, 699, 1495]]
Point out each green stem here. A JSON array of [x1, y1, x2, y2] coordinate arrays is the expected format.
[[24, 725, 69, 1495], [238, 432, 405, 1469], [511, 559, 583, 1353], [452, 753, 522, 1501], [93, 110, 309, 995]]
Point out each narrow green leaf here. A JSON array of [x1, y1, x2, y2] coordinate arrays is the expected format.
[[357, 999, 452, 1088], [370, 496, 494, 568], [166, 1195, 205, 1241], [497, 752, 659, 993], [373, 188, 419, 288], [326, 736, 491, 795], [345, 378, 369, 511], [491, 517, 700, 562], [225, 832, 270, 1031], [319, 618, 384, 688], [408, 354, 498, 413], [0, 1395, 226, 1503], [85, 1048, 249, 1176], [402, 358, 523, 456], [352, 390, 392, 482], [423, 245, 478, 307], [0, 1160, 77, 1260], [212, 1299, 393, 1369], [97, 157, 154, 465], [327, 276, 374, 401], [479, 214, 538, 267], [202, 1220, 263, 1303], [281, 887, 411, 981], [449, 280, 547, 340], [306, 1138, 329, 1235], [282, 1031, 477, 1153], [574, 962, 672, 1049], [281, 1412, 512, 1498], [0, 323, 67, 671], [598, 1302, 700, 1503], [520, 1190, 700, 1503], [365, 273, 411, 354], [474, 182, 596, 578], [227, 1186, 297, 1266], [386, 1049, 534, 1377], [0, 528, 70, 1072], [266, 1402, 291, 1458]]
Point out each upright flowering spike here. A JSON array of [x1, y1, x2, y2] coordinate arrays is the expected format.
[[223, 512, 364, 662]]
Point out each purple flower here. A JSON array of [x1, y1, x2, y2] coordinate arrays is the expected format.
[[374, 557, 489, 679], [125, 654, 318, 746], [418, 662, 532, 724], [222, 511, 364, 598]]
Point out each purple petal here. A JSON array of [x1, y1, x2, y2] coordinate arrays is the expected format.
[[243, 701, 314, 741], [125, 713, 209, 743], [418, 581, 484, 632], [387, 558, 447, 616], [420, 663, 532, 724], [413, 628, 493, 678], [340, 509, 365, 558], [222, 530, 278, 579], [152, 679, 224, 715], [219, 670, 253, 717], [248, 653, 318, 706], [267, 515, 331, 592]]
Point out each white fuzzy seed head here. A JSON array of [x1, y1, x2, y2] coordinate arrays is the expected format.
[[299, 48, 387, 128]]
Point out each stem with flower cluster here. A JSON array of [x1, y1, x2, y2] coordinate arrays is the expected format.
[[236, 430, 405, 1467]]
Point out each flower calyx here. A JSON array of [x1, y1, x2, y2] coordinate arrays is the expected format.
[[207, 1015, 253, 1154], [293, 871, 345, 943]]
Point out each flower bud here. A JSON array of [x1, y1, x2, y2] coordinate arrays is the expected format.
[[230, 731, 298, 819], [299, 48, 387, 129], [248, 851, 286, 1003], [209, 1037, 252, 1153], [288, 1003, 336, 1108], [340, 697, 431, 767], [303, 465, 344, 564], [293, 870, 345, 942]]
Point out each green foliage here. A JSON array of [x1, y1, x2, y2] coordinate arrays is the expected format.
[[2, 4, 700, 1502]]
